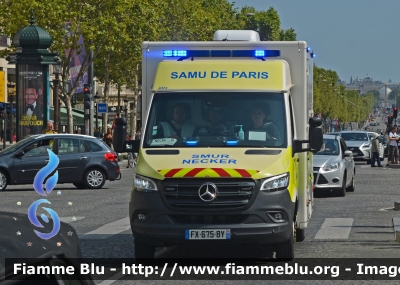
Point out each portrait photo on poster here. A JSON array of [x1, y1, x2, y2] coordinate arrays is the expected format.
[[18, 65, 45, 138]]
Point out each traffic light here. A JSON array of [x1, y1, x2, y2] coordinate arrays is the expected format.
[[394, 107, 398, 118], [83, 84, 91, 110], [0, 107, 3, 119]]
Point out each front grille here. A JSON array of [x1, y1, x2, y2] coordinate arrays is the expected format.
[[313, 167, 320, 172], [171, 215, 247, 224], [317, 174, 329, 184], [348, 147, 364, 156], [162, 178, 255, 209]]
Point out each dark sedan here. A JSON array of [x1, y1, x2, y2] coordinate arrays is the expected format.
[[0, 134, 121, 190]]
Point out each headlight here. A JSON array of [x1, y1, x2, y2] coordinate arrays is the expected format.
[[260, 173, 289, 192], [362, 143, 370, 148], [323, 162, 340, 172], [133, 174, 158, 192]]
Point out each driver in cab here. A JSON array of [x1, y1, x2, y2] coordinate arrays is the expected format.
[[207, 108, 228, 134], [246, 105, 281, 142], [156, 104, 196, 139]]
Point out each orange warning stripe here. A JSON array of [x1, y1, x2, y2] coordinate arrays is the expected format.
[[158, 168, 259, 178]]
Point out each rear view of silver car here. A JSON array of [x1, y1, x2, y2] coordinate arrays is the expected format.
[[313, 135, 356, 196]]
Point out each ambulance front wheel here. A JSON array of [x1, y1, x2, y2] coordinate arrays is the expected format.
[[134, 241, 155, 259], [275, 223, 294, 260]]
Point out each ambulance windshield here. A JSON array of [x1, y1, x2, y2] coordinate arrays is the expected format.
[[143, 92, 287, 148]]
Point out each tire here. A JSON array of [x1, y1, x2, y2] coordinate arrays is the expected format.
[[338, 173, 346, 197], [0, 169, 8, 191], [73, 182, 86, 189], [83, 168, 106, 189], [366, 159, 371, 164], [275, 223, 294, 260], [346, 170, 355, 192], [296, 228, 305, 242], [134, 241, 155, 259]]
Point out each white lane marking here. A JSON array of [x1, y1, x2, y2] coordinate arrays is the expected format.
[[59, 216, 85, 223], [97, 271, 125, 285], [79, 217, 131, 239], [314, 218, 353, 239]]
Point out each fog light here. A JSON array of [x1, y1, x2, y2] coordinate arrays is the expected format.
[[332, 178, 339, 183], [137, 213, 146, 220], [267, 211, 286, 223]]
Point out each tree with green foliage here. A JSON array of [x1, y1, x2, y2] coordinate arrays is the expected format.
[[0, 0, 138, 134]]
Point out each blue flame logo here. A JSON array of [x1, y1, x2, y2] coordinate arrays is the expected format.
[[28, 149, 60, 240]]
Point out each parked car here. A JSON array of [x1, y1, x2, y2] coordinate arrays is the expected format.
[[340, 130, 371, 164], [367, 132, 385, 160], [313, 135, 356, 196], [0, 134, 121, 191]]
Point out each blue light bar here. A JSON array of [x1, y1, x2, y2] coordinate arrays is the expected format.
[[232, 50, 280, 57], [163, 50, 187, 57], [163, 50, 210, 57], [255, 50, 265, 57], [306, 47, 311, 53], [185, 140, 198, 146], [211, 50, 231, 57], [226, 140, 238, 146]]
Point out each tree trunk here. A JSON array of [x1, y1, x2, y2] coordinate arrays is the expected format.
[[102, 53, 111, 135], [66, 96, 73, 134], [117, 85, 121, 117]]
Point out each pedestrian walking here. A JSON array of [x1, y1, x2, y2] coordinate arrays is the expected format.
[[387, 126, 399, 167], [371, 133, 382, 167], [135, 129, 141, 140], [104, 127, 113, 148]]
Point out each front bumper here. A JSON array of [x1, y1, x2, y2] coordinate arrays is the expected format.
[[129, 188, 295, 247], [313, 168, 343, 190], [347, 147, 370, 161]]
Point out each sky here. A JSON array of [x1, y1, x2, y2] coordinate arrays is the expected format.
[[229, 0, 400, 83]]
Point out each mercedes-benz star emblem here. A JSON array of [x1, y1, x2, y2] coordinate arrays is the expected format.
[[198, 183, 218, 202]]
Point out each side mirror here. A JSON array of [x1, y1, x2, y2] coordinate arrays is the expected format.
[[14, 150, 24, 158], [124, 139, 140, 153], [344, 150, 353, 157], [292, 117, 323, 155], [309, 126, 323, 152]]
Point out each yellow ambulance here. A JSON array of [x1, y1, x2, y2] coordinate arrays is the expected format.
[[115, 30, 323, 259]]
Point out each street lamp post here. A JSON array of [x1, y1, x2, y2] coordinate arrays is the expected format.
[[7, 82, 15, 144], [94, 92, 100, 136], [53, 63, 62, 133]]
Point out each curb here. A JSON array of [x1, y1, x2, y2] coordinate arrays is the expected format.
[[392, 218, 400, 242]]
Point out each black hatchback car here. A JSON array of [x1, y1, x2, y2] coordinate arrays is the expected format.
[[0, 134, 121, 190]]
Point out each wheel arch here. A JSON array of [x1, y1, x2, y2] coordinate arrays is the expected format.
[[0, 166, 12, 185]]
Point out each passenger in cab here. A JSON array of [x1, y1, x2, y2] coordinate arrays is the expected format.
[[207, 108, 228, 134], [246, 105, 281, 142], [157, 104, 196, 139]]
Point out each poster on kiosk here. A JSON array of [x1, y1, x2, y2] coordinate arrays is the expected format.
[[17, 65, 45, 138]]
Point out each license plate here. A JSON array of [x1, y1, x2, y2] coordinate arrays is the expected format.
[[185, 229, 231, 240]]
